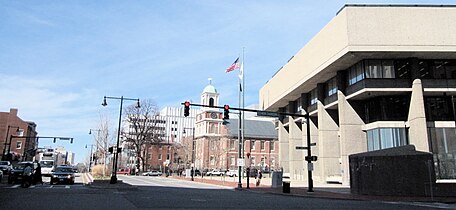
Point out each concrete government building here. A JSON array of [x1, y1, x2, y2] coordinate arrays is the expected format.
[[259, 4, 456, 186]]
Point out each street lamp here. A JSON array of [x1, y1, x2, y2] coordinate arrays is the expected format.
[[183, 127, 195, 181], [85, 144, 95, 172], [102, 96, 140, 184], [2, 126, 20, 161]]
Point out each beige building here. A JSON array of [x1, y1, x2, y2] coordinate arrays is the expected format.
[[260, 5, 456, 185]]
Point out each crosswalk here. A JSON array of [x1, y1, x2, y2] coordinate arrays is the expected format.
[[4, 183, 84, 189]]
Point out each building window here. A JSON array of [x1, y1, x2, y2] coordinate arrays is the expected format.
[[209, 98, 215, 107], [230, 156, 235, 166], [326, 77, 337, 97], [367, 128, 407, 151], [16, 141, 22, 149], [167, 153, 170, 160], [251, 140, 256, 150], [309, 89, 318, 105], [251, 157, 256, 167], [230, 140, 235, 150], [348, 62, 364, 85], [158, 154, 162, 160], [270, 141, 274, 151], [428, 127, 456, 179], [425, 97, 453, 121], [210, 156, 215, 165], [365, 60, 395, 79], [260, 141, 265, 150]]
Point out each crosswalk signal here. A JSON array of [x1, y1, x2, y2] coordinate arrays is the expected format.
[[223, 105, 230, 120], [184, 101, 190, 117]]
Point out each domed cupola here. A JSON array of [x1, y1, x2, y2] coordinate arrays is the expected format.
[[201, 78, 219, 111]]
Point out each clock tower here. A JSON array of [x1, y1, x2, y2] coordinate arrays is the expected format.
[[194, 79, 224, 170]]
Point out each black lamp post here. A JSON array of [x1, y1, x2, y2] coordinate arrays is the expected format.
[[183, 127, 195, 181], [2, 125, 20, 161], [102, 96, 140, 184], [85, 144, 95, 172]]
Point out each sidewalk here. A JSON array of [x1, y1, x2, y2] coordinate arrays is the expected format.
[[170, 175, 456, 204]]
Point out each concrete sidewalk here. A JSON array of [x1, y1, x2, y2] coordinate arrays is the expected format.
[[170, 175, 456, 204]]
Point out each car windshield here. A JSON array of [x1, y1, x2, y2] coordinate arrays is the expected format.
[[13, 163, 29, 170], [40, 161, 54, 168], [55, 167, 73, 173], [0, 161, 9, 165]]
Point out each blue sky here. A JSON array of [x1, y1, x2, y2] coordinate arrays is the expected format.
[[1, 0, 452, 164]]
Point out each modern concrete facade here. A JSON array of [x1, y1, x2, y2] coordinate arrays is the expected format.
[[259, 5, 456, 185]]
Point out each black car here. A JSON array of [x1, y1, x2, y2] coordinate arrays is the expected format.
[[8, 161, 38, 186], [50, 166, 75, 185]]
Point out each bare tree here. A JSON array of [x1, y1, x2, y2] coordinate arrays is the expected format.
[[123, 99, 164, 172], [93, 113, 115, 177]]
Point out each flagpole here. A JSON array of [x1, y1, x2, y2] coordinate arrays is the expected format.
[[237, 54, 242, 189]]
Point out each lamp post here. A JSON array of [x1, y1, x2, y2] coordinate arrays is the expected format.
[[85, 144, 95, 172], [102, 96, 140, 184], [2, 126, 20, 161], [183, 127, 195, 181]]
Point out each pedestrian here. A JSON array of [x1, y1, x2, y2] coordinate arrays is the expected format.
[[256, 170, 262, 186], [34, 162, 43, 185]]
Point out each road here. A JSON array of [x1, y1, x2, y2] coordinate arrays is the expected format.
[[0, 174, 453, 209]]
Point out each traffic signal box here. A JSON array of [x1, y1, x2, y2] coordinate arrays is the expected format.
[[223, 105, 229, 120], [184, 101, 190, 117]]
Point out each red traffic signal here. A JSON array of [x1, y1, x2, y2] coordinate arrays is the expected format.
[[184, 101, 190, 117], [223, 105, 229, 120]]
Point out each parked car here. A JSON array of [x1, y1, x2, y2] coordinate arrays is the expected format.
[[225, 170, 238, 177], [142, 170, 162, 176], [0, 161, 13, 175], [8, 161, 38, 186], [0, 161, 12, 175], [50, 166, 75, 185], [117, 168, 131, 175], [206, 169, 224, 176]]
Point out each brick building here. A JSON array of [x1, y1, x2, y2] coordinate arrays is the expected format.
[[0, 108, 38, 162]]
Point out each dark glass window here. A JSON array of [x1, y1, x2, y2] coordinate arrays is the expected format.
[[209, 98, 214, 106], [309, 89, 318, 105], [348, 62, 364, 85], [428, 127, 456, 179], [394, 60, 411, 78], [363, 96, 410, 123], [326, 77, 337, 97], [428, 60, 456, 79], [425, 97, 454, 121]]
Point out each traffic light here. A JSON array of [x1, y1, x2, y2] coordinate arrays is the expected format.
[[70, 138, 73, 144], [108, 147, 113, 153], [223, 105, 230, 120], [53, 138, 56, 143], [305, 156, 318, 162], [184, 101, 190, 117]]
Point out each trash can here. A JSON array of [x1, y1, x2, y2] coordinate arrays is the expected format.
[[282, 181, 290, 193]]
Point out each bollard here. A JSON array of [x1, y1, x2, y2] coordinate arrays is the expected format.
[[283, 181, 290, 193]]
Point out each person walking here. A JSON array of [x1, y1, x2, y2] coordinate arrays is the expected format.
[[256, 170, 262, 186], [34, 162, 43, 185]]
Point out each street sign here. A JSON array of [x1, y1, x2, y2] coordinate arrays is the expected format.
[[296, 146, 308, 150], [308, 163, 314, 171], [257, 111, 280, 117], [237, 158, 245, 167]]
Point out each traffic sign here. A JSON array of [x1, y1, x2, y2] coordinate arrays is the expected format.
[[237, 158, 245, 167], [257, 111, 280, 117]]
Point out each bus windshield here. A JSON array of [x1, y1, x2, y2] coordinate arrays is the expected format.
[[40, 160, 54, 168]]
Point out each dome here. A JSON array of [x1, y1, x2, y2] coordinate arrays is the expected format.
[[203, 84, 217, 94]]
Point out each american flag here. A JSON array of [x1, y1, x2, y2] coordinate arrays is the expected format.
[[225, 57, 240, 73]]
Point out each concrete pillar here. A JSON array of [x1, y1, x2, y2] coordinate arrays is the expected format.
[[337, 91, 366, 186], [408, 79, 430, 152], [317, 101, 341, 183], [289, 117, 305, 180], [278, 120, 290, 173]]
